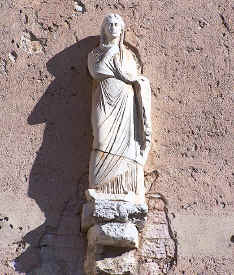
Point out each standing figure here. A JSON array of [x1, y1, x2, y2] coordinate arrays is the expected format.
[[88, 14, 151, 201]]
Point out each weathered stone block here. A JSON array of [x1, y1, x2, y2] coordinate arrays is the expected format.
[[139, 238, 175, 259], [148, 197, 166, 211], [96, 249, 137, 275], [147, 211, 167, 225], [81, 200, 148, 232], [143, 224, 171, 239], [138, 262, 161, 275], [84, 246, 137, 275], [87, 223, 139, 248]]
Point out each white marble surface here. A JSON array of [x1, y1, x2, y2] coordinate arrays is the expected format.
[[88, 14, 151, 200]]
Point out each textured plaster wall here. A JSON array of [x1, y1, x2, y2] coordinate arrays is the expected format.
[[0, 0, 233, 274]]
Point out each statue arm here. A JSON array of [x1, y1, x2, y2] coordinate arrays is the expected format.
[[113, 55, 149, 86], [113, 56, 138, 84], [88, 52, 115, 81]]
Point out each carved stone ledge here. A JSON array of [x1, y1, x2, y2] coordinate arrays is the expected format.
[[85, 189, 146, 205]]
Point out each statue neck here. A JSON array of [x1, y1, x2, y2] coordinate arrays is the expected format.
[[103, 36, 120, 48]]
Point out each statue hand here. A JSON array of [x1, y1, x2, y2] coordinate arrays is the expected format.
[[113, 55, 137, 83]]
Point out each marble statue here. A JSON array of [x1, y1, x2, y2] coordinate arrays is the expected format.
[[83, 14, 152, 274], [87, 13, 151, 201]]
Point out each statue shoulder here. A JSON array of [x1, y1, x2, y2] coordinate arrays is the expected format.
[[88, 46, 111, 63], [88, 47, 104, 71], [88, 47, 100, 78]]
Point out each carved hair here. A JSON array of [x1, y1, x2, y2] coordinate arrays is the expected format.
[[100, 14, 125, 61]]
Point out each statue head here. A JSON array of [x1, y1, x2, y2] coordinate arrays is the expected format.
[[100, 14, 125, 47]]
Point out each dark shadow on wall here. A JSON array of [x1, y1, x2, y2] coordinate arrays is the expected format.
[[14, 36, 99, 274]]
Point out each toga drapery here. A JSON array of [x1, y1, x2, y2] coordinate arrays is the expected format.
[[88, 45, 151, 194]]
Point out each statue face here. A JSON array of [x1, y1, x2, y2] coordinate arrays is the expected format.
[[104, 16, 122, 40]]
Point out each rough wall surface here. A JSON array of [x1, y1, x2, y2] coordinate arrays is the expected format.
[[0, 0, 233, 274]]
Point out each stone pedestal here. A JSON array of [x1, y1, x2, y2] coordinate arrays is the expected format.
[[82, 189, 176, 275], [82, 189, 148, 275]]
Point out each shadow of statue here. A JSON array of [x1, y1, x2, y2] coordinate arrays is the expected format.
[[14, 36, 99, 274]]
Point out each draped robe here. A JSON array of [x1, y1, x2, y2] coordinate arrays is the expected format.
[[88, 45, 151, 194]]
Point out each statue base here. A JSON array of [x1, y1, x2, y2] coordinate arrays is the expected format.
[[82, 189, 148, 275]]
